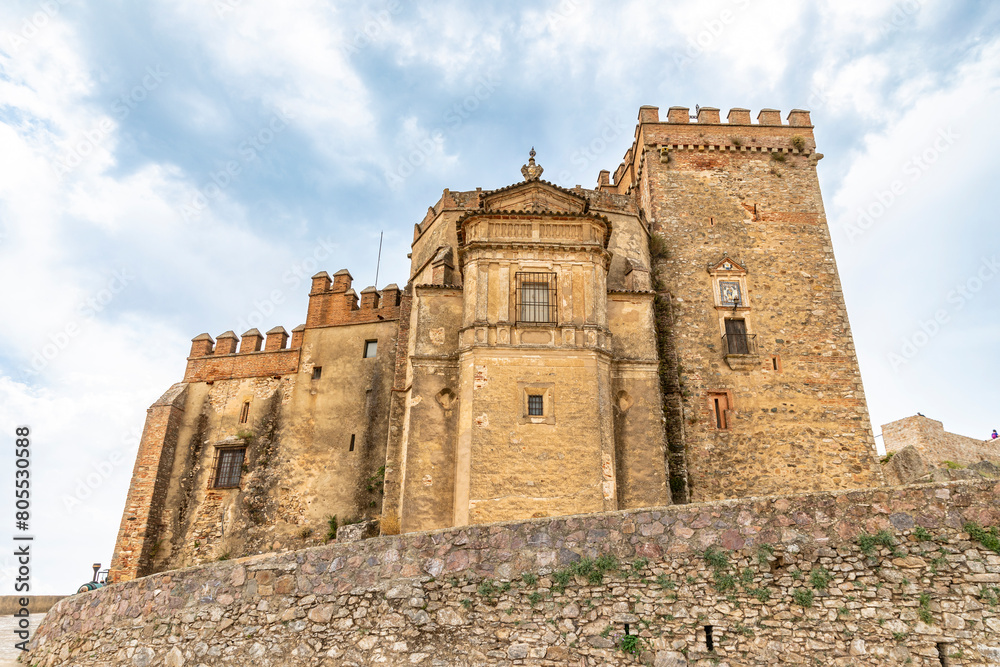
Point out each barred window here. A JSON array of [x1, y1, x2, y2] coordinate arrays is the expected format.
[[515, 272, 557, 323], [527, 394, 544, 416], [213, 448, 245, 488]]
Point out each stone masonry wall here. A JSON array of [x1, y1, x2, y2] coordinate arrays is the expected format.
[[33, 480, 1000, 666], [885, 415, 999, 467]]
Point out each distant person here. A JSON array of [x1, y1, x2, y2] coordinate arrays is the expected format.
[[992, 429, 998, 440]]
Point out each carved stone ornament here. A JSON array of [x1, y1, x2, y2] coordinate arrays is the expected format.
[[520, 147, 544, 181]]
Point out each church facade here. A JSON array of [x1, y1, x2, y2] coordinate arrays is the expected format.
[[109, 105, 883, 583]]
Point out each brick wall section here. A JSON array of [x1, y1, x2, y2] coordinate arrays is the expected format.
[[306, 270, 402, 328], [107, 384, 188, 583], [885, 415, 1000, 466], [33, 480, 1000, 666], [182, 348, 300, 383]]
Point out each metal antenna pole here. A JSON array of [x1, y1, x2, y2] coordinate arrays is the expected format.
[[374, 231, 383, 287]]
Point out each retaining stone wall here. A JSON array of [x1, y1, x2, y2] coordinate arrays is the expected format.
[[26, 480, 1000, 666]]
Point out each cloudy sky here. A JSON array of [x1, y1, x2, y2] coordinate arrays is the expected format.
[[1, 0, 998, 594]]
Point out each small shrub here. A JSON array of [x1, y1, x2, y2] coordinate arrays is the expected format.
[[979, 587, 999, 606], [942, 460, 964, 469], [892, 631, 908, 642], [461, 598, 472, 610], [521, 572, 538, 586], [217, 552, 230, 561], [703, 546, 729, 570], [380, 514, 401, 535], [649, 233, 669, 261], [741, 567, 755, 584], [631, 557, 649, 574], [770, 151, 787, 163], [528, 592, 544, 605], [791, 569, 804, 581], [964, 521, 1000, 553], [734, 622, 754, 637], [912, 526, 932, 541], [810, 567, 831, 590], [750, 587, 771, 603], [792, 588, 814, 608], [880, 452, 895, 464], [656, 574, 676, 589], [552, 569, 572, 590], [837, 606, 849, 618], [790, 135, 806, 151], [918, 606, 933, 624], [325, 515, 339, 541], [712, 571, 737, 593], [478, 579, 498, 598], [730, 136, 743, 148], [755, 543, 774, 563], [618, 633, 641, 655]]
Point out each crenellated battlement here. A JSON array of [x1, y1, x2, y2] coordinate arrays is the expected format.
[[305, 268, 402, 328], [183, 327, 301, 383], [613, 105, 818, 192]]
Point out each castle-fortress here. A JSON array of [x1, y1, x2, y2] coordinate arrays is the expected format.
[[27, 105, 1000, 667], [108, 104, 892, 583]]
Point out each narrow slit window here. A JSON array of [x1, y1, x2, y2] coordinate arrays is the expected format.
[[213, 448, 245, 488], [239, 401, 250, 424], [708, 393, 729, 430], [349, 434, 355, 452], [527, 394, 544, 416], [936, 643, 949, 667], [363, 340, 378, 358], [771, 355, 781, 372], [705, 625, 714, 652], [312, 366, 322, 380]]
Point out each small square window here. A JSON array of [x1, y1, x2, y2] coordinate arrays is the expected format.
[[363, 340, 377, 358], [312, 366, 322, 380], [527, 394, 544, 416], [213, 448, 245, 488]]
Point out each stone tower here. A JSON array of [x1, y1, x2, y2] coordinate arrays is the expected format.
[[609, 105, 884, 501]]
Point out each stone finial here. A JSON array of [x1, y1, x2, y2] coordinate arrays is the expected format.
[[520, 147, 544, 181]]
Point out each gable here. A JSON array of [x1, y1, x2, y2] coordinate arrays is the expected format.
[[482, 180, 588, 214], [707, 256, 747, 275]]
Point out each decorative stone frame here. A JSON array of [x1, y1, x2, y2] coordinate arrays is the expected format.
[[518, 382, 555, 425], [707, 257, 760, 370]]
